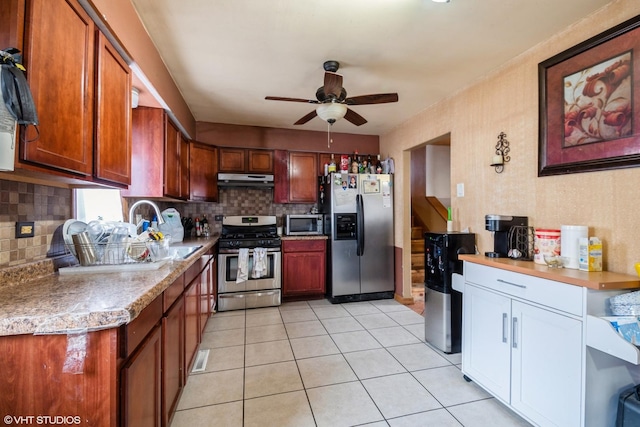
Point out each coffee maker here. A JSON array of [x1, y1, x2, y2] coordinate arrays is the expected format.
[[485, 214, 528, 258]]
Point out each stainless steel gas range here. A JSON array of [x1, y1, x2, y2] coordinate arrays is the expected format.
[[217, 215, 282, 311]]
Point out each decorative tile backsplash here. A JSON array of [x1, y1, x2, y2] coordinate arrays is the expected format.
[[0, 180, 71, 267], [0, 180, 315, 268]]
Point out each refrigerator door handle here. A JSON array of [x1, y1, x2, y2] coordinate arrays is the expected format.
[[356, 194, 364, 256]]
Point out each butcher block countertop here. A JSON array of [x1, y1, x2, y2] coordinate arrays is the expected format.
[[459, 254, 640, 291], [0, 236, 218, 336]]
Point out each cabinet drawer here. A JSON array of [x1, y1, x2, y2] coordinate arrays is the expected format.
[[123, 296, 162, 358], [464, 262, 583, 316], [184, 259, 202, 285], [163, 274, 185, 312], [283, 239, 326, 252]]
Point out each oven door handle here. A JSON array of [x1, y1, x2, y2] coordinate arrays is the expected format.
[[255, 291, 278, 297], [219, 294, 245, 299]]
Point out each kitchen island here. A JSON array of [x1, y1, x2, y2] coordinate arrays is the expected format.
[[0, 236, 218, 427], [459, 254, 640, 427]]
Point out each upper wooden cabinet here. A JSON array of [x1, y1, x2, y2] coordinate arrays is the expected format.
[[190, 142, 218, 202], [94, 32, 132, 185], [219, 148, 273, 173], [165, 119, 189, 200], [289, 152, 318, 203], [17, 0, 131, 186], [274, 150, 317, 203], [122, 107, 189, 200]]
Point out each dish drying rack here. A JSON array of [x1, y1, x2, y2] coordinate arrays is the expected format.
[[66, 239, 168, 266]]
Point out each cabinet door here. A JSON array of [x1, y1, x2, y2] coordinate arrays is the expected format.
[[289, 152, 318, 203], [283, 251, 326, 296], [273, 149, 289, 203], [162, 296, 184, 427], [248, 149, 273, 173], [122, 107, 165, 197], [22, 0, 94, 175], [462, 284, 511, 402], [164, 119, 181, 198], [179, 133, 190, 198], [184, 279, 200, 376], [190, 142, 218, 202], [218, 148, 246, 172], [94, 31, 131, 186], [511, 301, 582, 427], [0, 0, 25, 50], [121, 324, 162, 427], [199, 257, 212, 334], [283, 240, 326, 297]]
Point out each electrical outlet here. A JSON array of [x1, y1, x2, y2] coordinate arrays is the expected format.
[[456, 183, 465, 197], [15, 221, 35, 238], [214, 215, 223, 221]]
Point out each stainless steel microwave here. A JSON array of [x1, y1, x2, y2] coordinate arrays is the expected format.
[[284, 214, 324, 236]]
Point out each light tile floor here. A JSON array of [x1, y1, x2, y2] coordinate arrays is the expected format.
[[171, 298, 533, 427]]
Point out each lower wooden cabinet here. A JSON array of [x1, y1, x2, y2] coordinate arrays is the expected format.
[[283, 239, 326, 297], [162, 296, 184, 427], [0, 251, 216, 427], [121, 324, 162, 427], [184, 278, 200, 376]]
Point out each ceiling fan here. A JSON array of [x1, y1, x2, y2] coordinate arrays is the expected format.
[[265, 60, 399, 126]]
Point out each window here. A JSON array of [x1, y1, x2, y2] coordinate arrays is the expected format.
[[74, 189, 124, 222]]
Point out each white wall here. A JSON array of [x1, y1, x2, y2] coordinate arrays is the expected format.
[[382, 0, 640, 297], [425, 145, 451, 202]]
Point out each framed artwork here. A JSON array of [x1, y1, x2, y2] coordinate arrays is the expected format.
[[538, 14, 640, 176]]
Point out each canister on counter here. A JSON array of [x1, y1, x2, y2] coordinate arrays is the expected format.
[[533, 228, 561, 265], [561, 225, 588, 269]]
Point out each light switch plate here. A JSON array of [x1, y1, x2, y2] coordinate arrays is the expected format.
[[456, 183, 465, 197]]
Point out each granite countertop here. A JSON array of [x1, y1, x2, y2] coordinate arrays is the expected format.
[[459, 254, 640, 290], [280, 235, 328, 240], [0, 236, 218, 336]]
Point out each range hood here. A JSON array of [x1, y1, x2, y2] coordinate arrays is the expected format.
[[217, 173, 274, 188]]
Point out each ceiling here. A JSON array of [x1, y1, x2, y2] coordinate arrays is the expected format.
[[129, 0, 613, 136]]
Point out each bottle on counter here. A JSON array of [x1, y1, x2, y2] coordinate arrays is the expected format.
[[201, 215, 210, 237], [195, 217, 201, 237], [328, 154, 337, 173]]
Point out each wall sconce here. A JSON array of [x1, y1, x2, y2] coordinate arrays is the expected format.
[[491, 132, 510, 173]]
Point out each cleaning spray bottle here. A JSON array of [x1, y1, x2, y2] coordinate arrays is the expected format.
[[447, 207, 454, 232]]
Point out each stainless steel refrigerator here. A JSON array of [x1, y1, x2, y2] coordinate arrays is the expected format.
[[318, 173, 394, 303]]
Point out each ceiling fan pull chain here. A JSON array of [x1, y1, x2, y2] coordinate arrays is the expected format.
[[327, 122, 331, 148]]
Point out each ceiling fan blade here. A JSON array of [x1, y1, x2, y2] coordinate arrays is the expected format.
[[345, 93, 399, 105], [294, 110, 318, 125], [265, 96, 319, 104], [323, 72, 343, 98], [344, 108, 367, 126]]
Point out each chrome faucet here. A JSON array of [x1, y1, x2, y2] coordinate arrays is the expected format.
[[128, 200, 166, 225]]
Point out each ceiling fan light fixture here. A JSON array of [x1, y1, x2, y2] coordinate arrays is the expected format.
[[316, 102, 347, 124], [432, 0, 451, 3]]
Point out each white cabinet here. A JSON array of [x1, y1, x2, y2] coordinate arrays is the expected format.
[[462, 284, 511, 402], [463, 263, 583, 427], [511, 300, 582, 427]]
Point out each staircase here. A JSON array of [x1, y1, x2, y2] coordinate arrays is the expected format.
[[411, 220, 425, 286]]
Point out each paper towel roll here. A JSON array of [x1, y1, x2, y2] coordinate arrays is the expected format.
[[561, 225, 588, 269], [0, 129, 16, 171]]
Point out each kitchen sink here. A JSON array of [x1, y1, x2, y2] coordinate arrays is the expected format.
[[169, 245, 203, 260]]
